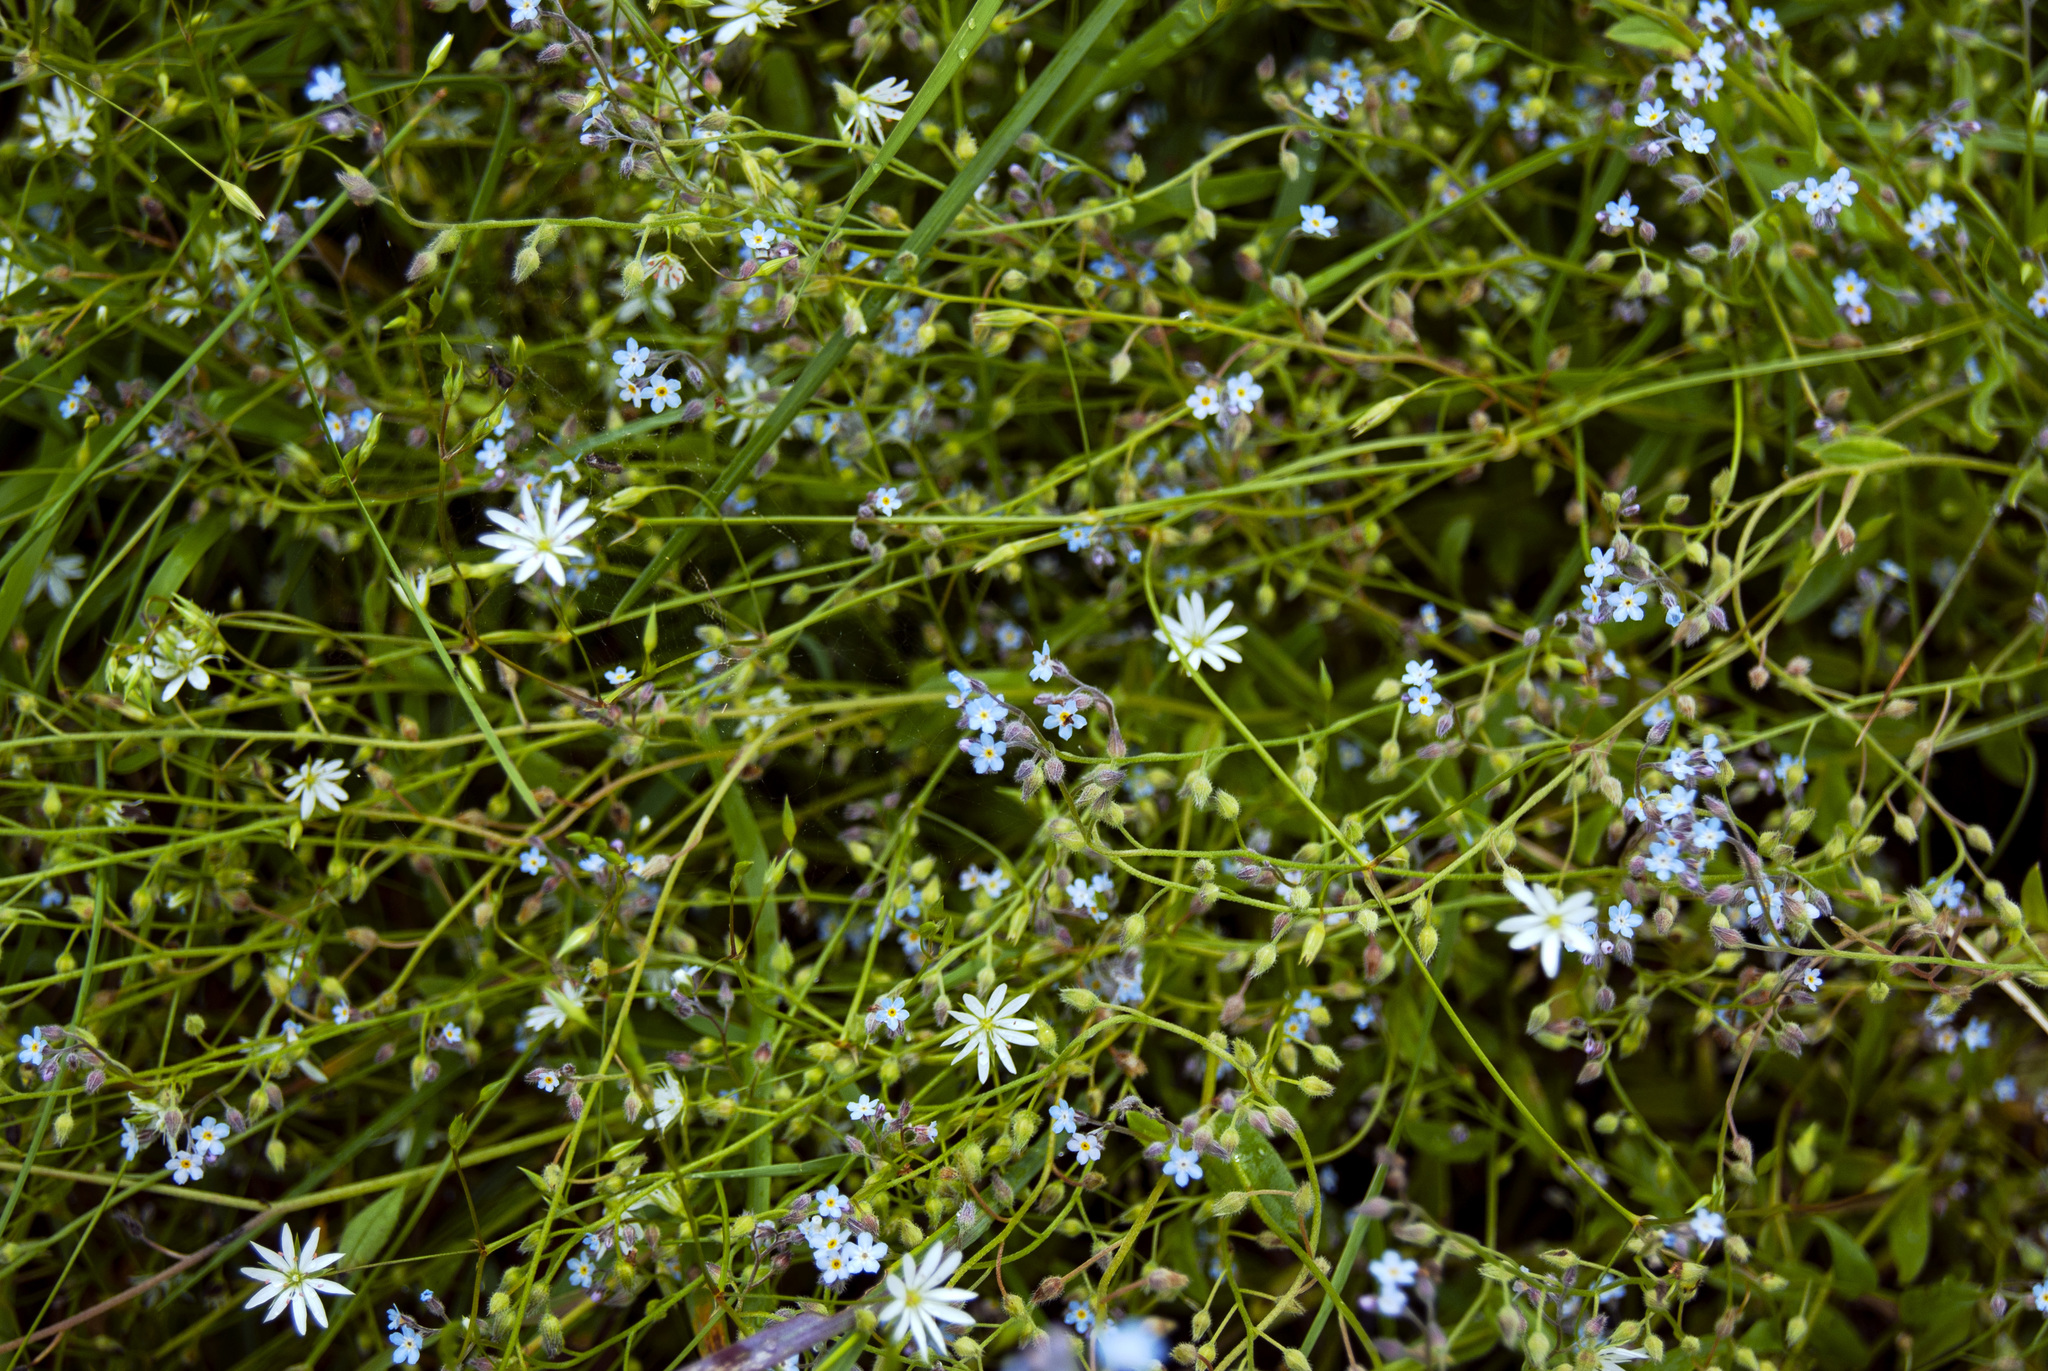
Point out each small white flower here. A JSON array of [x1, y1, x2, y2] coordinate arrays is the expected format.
[[878, 1245, 977, 1359], [848, 1093, 882, 1122], [282, 758, 349, 821], [1164, 1144, 1204, 1187], [523, 981, 586, 1034], [1634, 98, 1668, 127], [1153, 591, 1249, 674], [870, 486, 903, 517], [1494, 874, 1597, 978], [166, 1149, 205, 1185], [843, 77, 913, 144], [740, 219, 778, 257], [1067, 1131, 1104, 1165], [148, 630, 220, 702], [240, 1224, 353, 1336], [22, 83, 96, 157], [1369, 1249, 1419, 1289], [1677, 117, 1715, 154], [305, 65, 347, 104], [707, 0, 793, 46], [1189, 383, 1221, 419], [27, 552, 86, 608], [1749, 7, 1780, 39], [478, 481, 596, 587], [1299, 204, 1338, 238], [605, 665, 636, 687], [646, 1073, 685, 1130], [1400, 658, 1437, 688], [938, 984, 1037, 1083], [1690, 1207, 1726, 1242]]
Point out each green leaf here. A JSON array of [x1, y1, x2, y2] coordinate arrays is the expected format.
[[1604, 17, 1694, 55], [337, 1186, 408, 1272], [337, 469, 541, 818], [1132, 167, 1282, 226], [140, 512, 230, 609], [1794, 434, 1912, 466], [1814, 1216, 1877, 1297], [1045, 0, 1231, 139], [1227, 1122, 1299, 1232], [1889, 1184, 1931, 1285], [1437, 515, 1474, 599], [1897, 1280, 1983, 1364], [2023, 865, 2047, 931]]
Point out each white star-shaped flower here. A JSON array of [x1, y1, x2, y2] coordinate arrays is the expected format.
[[148, 629, 220, 702], [478, 481, 595, 587], [1153, 591, 1249, 674], [282, 757, 349, 821], [879, 1245, 977, 1359], [1494, 875, 1597, 977], [843, 77, 912, 145], [938, 984, 1037, 1083], [239, 1223, 353, 1336]]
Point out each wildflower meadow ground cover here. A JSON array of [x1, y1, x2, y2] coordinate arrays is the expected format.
[[5, 0, 2048, 1368]]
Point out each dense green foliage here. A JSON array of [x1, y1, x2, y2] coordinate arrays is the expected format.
[[4, 0, 2048, 1368]]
